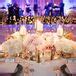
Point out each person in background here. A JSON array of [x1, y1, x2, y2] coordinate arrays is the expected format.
[[7, 4, 14, 24], [44, 2, 49, 16], [33, 4, 38, 16], [13, 3, 20, 22], [59, 2, 64, 16], [48, 2, 53, 16], [26, 4, 31, 16], [19, 8, 24, 17], [44, 2, 53, 16]]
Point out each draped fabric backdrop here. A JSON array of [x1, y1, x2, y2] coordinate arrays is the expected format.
[[0, 0, 12, 9], [11, 0, 62, 15], [1, 0, 76, 16]]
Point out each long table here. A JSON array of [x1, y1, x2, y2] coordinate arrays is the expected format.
[[0, 62, 17, 76], [66, 62, 76, 75]]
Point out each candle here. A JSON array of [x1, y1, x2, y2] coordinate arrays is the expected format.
[[35, 19, 43, 32], [57, 25, 63, 37]]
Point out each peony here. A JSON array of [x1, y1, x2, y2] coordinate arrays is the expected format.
[[1, 38, 23, 54]]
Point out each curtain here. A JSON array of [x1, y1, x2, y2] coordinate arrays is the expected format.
[[12, 0, 62, 15]]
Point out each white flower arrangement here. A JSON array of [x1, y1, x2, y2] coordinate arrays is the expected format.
[[1, 39, 23, 54], [1, 27, 76, 56]]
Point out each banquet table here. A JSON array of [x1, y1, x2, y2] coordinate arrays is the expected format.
[[66, 62, 76, 75], [0, 62, 17, 76]]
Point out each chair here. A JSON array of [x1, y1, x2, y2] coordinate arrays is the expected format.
[[12, 64, 23, 76], [60, 64, 72, 76]]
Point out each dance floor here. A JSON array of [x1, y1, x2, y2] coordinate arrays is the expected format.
[[0, 24, 76, 44]]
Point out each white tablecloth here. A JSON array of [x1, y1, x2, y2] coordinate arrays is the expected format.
[[0, 62, 17, 73], [66, 63, 76, 74]]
